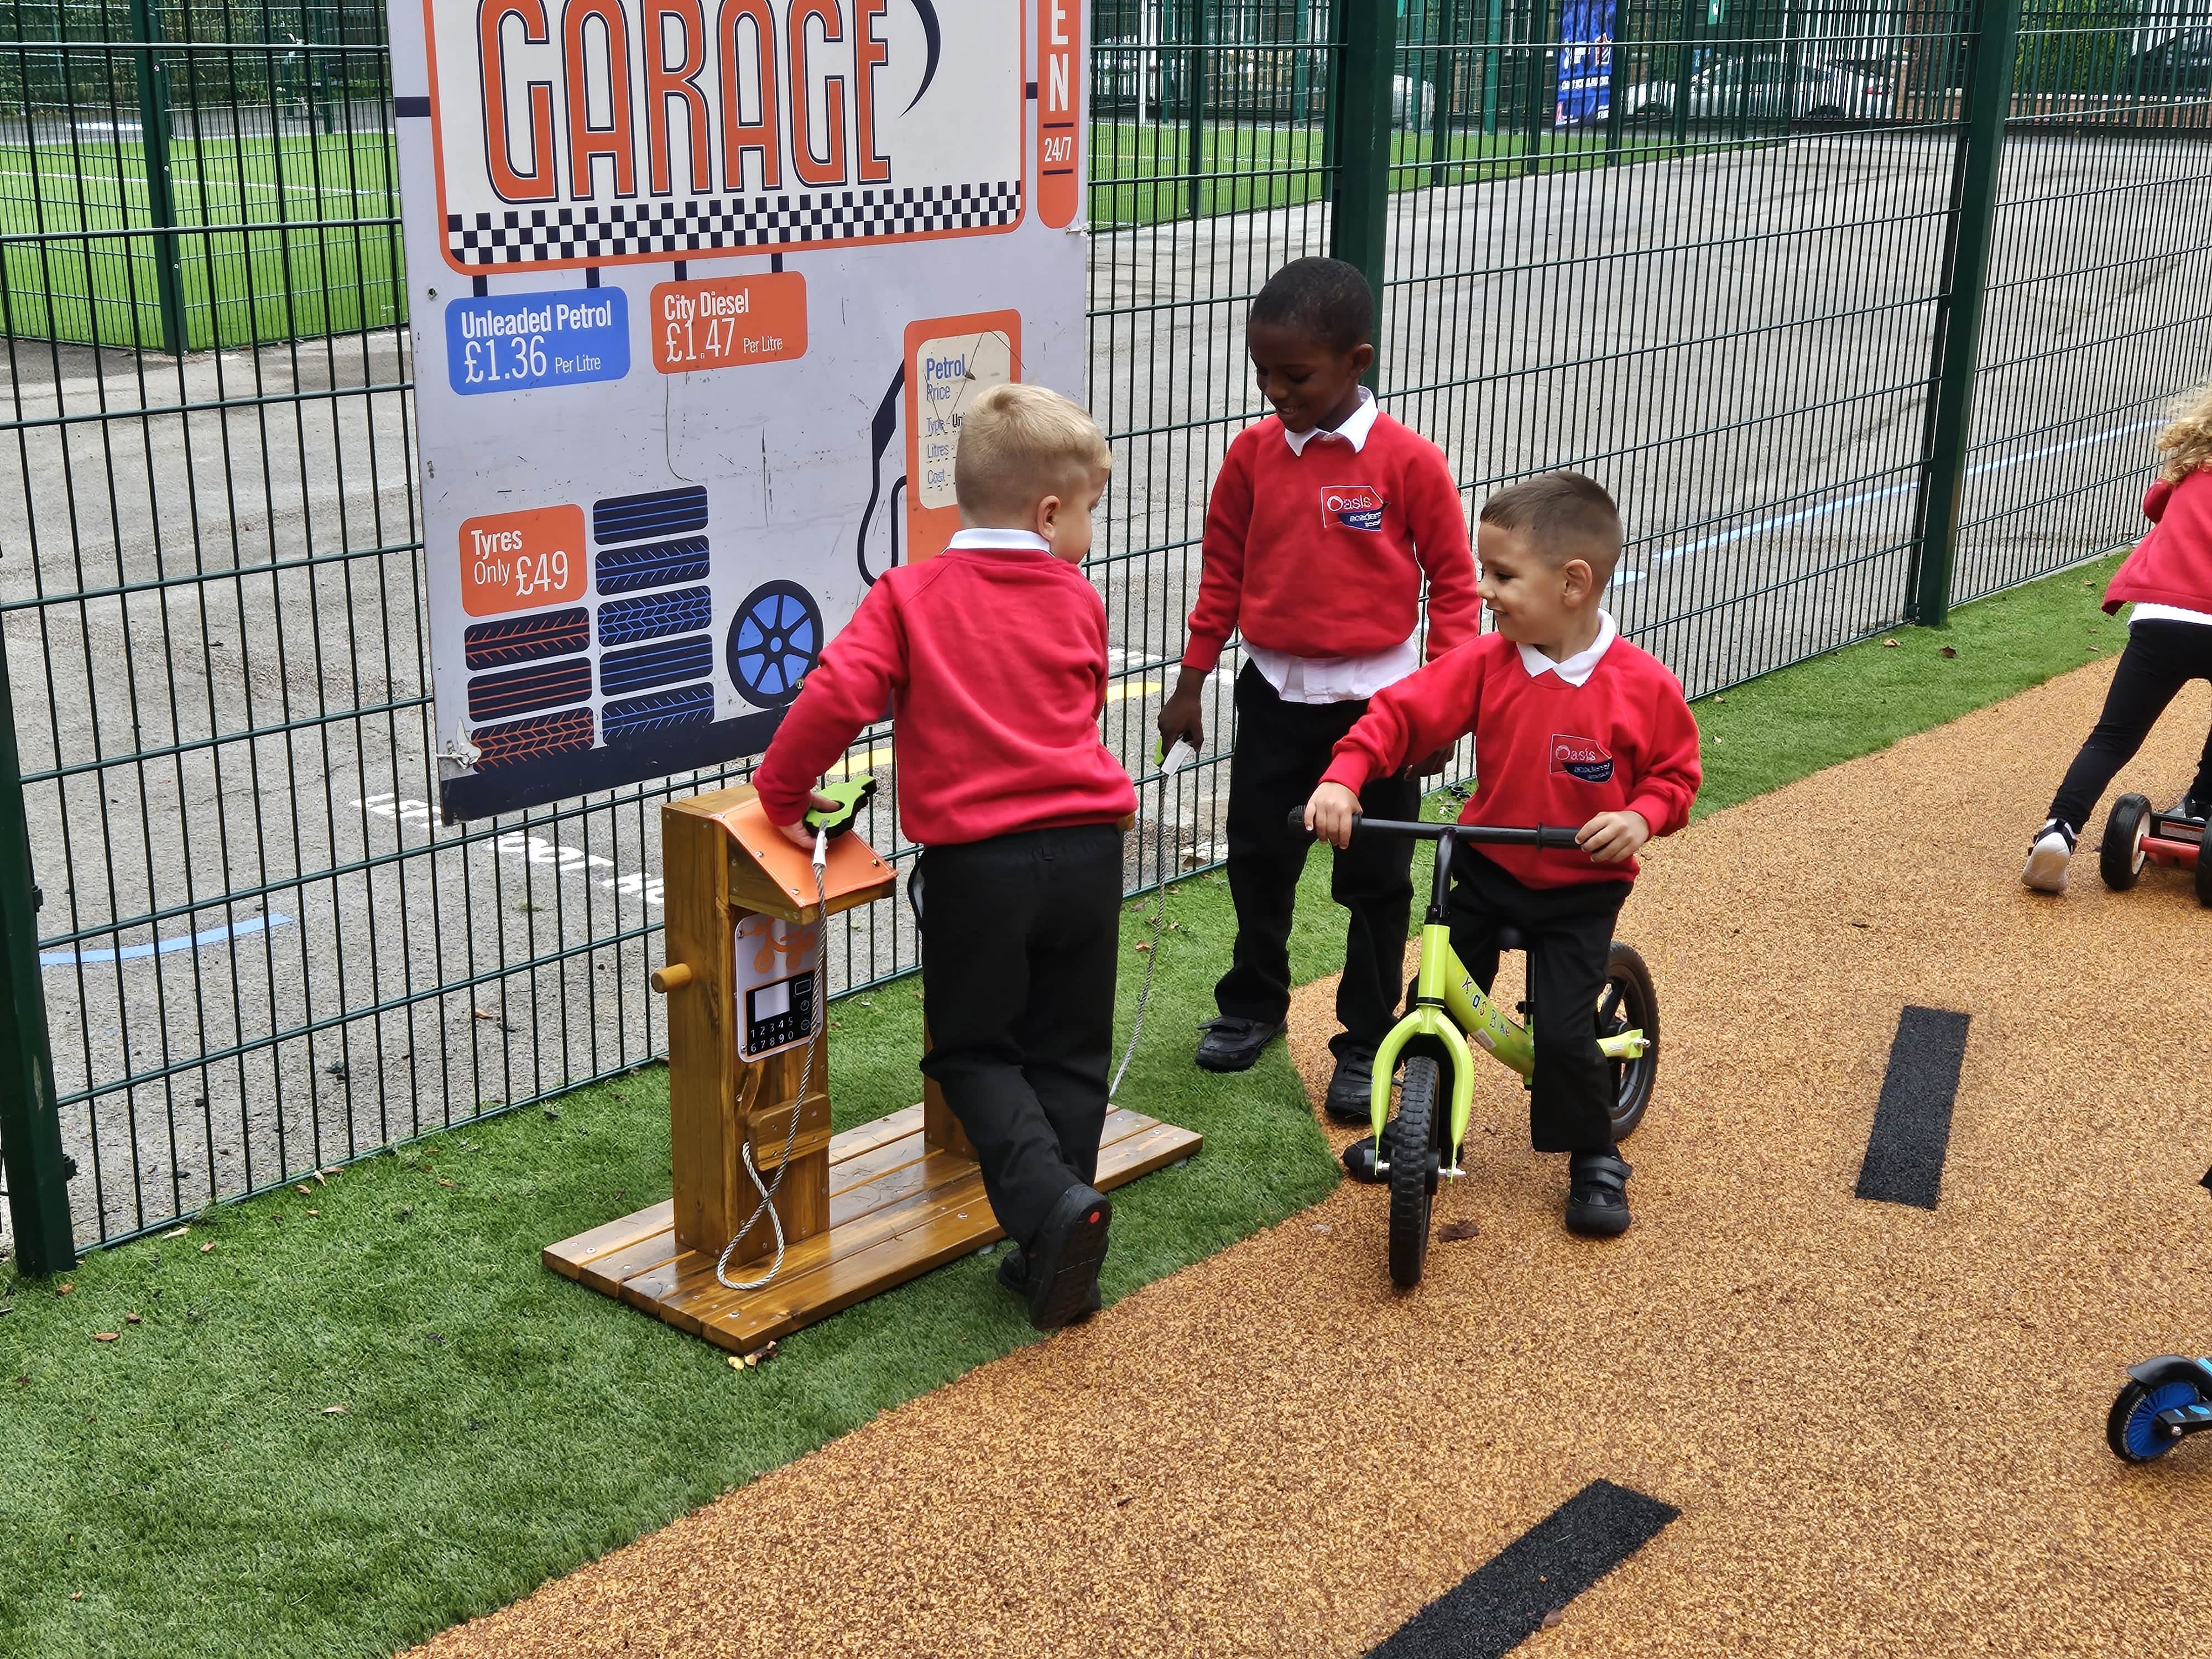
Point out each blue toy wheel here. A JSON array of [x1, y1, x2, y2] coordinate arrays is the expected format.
[[2107, 1376, 2206, 1462], [727, 581, 823, 708]]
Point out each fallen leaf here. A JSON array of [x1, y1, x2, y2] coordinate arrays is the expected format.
[[321, 1404, 348, 1415], [160, 1226, 190, 1240], [435, 1178, 457, 1189], [1940, 645, 1957, 658], [1850, 920, 1870, 929], [1541, 1606, 1564, 1630], [92, 1332, 119, 1343], [1882, 637, 1901, 648], [1133, 940, 1152, 952], [306, 1209, 320, 1217], [199, 1242, 214, 1253], [71, 1592, 82, 1601], [1438, 1220, 1482, 1243], [124, 1313, 141, 1326], [472, 1006, 498, 1021], [729, 1355, 745, 1370], [295, 1184, 313, 1196]]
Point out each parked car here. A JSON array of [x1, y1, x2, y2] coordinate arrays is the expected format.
[[2124, 28, 2212, 97], [1619, 55, 1894, 124]]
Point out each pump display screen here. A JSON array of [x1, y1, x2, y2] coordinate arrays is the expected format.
[[743, 972, 813, 1058]]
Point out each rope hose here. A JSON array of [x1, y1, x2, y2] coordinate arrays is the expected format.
[[715, 839, 830, 1293]]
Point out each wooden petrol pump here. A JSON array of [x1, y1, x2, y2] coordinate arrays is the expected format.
[[544, 781, 1202, 1353]]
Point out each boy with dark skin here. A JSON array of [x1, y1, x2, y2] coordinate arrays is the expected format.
[[1159, 258, 1479, 1114]]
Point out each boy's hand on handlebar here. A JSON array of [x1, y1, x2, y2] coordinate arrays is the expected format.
[[773, 790, 841, 851], [1576, 808, 1651, 864], [1156, 667, 1208, 754], [1305, 782, 1363, 848]]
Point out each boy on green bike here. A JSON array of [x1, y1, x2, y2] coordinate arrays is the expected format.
[[1303, 473, 1700, 1237]]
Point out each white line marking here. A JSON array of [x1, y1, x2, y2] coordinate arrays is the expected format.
[[1653, 419, 2162, 565]]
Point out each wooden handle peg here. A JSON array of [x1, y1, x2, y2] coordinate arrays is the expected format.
[[650, 962, 693, 994]]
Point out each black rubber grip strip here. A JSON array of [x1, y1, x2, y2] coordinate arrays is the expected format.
[[1368, 1480, 1679, 1658], [1855, 1004, 1970, 1209]]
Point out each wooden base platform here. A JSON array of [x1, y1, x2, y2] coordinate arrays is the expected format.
[[543, 1104, 1203, 1353]]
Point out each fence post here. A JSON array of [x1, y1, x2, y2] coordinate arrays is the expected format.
[[0, 644, 75, 1279], [1911, 0, 2022, 627], [1428, 0, 1457, 186], [1182, 0, 1206, 220], [1329, 0, 1397, 381], [127, 0, 186, 356]]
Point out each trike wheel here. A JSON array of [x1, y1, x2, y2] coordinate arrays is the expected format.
[[1600, 942, 1660, 1141], [1387, 1057, 1443, 1289], [2107, 1375, 2208, 1462], [2100, 794, 2151, 891], [2195, 826, 2212, 908]]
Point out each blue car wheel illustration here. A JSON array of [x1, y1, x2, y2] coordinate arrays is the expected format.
[[727, 581, 823, 707]]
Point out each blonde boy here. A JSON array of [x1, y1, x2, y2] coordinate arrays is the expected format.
[[755, 383, 1136, 1328]]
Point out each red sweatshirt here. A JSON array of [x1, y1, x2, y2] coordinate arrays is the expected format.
[[1180, 410, 1481, 674], [754, 544, 1136, 847], [1322, 630, 1702, 888], [2104, 469, 2212, 615]]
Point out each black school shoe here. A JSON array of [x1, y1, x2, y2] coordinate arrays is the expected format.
[[1564, 1151, 1633, 1238], [1194, 1015, 1285, 1072], [1018, 1185, 1113, 1330], [1323, 1045, 1380, 1124], [997, 1246, 1102, 1321]]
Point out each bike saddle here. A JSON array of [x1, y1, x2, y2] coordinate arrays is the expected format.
[[1493, 925, 1527, 953]]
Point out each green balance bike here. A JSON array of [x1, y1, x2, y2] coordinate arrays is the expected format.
[[1293, 808, 1659, 1288]]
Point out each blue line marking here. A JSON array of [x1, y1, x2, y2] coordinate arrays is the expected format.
[[41, 913, 294, 967]]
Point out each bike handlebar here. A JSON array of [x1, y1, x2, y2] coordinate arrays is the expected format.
[[1286, 806, 1583, 850]]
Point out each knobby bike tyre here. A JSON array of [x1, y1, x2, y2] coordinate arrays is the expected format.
[[1387, 1057, 1443, 1289]]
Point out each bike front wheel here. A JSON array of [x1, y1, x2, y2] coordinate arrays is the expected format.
[[1600, 942, 1660, 1140], [1387, 1057, 1443, 1288]]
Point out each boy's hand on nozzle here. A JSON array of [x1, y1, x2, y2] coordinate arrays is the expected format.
[[1305, 782, 1363, 848], [1156, 666, 1208, 754], [1576, 809, 1651, 864], [773, 790, 842, 851]]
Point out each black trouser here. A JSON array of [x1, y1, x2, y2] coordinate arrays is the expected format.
[[912, 824, 1121, 1251], [1448, 847, 1630, 1156], [2047, 619, 2212, 832], [1217, 662, 1419, 1060]]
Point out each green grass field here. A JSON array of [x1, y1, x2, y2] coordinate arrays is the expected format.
[[0, 117, 1683, 351], [0, 550, 2134, 1659], [0, 129, 403, 351]]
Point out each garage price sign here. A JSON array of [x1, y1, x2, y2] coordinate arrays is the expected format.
[[387, 0, 1087, 820]]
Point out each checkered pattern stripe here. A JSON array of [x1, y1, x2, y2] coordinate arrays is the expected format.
[[445, 181, 1023, 267]]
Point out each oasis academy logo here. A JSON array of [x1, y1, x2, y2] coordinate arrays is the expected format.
[[1321, 484, 1385, 532], [1550, 734, 1615, 785]]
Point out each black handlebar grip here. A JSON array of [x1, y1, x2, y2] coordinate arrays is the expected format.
[[1537, 825, 1582, 849], [1287, 805, 1313, 834]]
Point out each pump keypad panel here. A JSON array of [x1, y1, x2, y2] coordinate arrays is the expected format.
[[743, 971, 815, 1058]]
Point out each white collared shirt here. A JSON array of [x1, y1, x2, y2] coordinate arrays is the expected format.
[[1280, 385, 1380, 456], [1249, 389, 1416, 703], [945, 528, 1052, 554], [1516, 611, 1619, 687]]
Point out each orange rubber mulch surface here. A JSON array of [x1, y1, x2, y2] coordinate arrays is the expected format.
[[413, 662, 2212, 1659]]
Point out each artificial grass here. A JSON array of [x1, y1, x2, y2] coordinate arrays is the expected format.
[[0, 548, 2136, 1658], [1, 870, 1333, 1659]]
